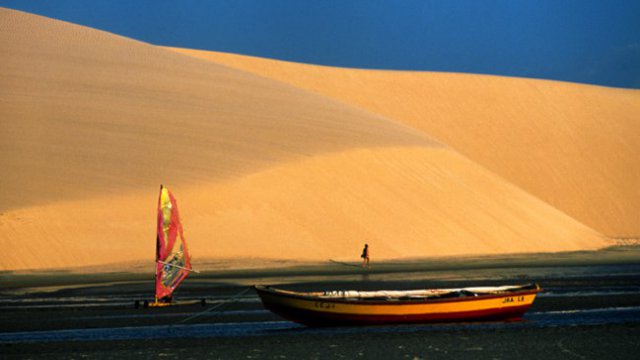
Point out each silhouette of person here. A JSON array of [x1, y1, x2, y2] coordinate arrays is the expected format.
[[361, 244, 370, 268]]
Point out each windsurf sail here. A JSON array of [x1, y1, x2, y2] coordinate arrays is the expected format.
[[155, 185, 193, 303]]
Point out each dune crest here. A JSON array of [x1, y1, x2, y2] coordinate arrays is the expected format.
[[0, 8, 433, 212], [0, 8, 611, 271], [170, 48, 640, 237]]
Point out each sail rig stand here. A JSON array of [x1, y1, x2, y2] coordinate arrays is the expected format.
[[136, 185, 199, 308]]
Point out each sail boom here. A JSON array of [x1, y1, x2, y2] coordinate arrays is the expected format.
[[157, 260, 200, 273]]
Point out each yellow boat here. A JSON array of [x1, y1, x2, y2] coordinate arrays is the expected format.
[[254, 283, 541, 326]]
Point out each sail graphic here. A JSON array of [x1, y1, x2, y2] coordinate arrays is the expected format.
[[155, 185, 192, 302]]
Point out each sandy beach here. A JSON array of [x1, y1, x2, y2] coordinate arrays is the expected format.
[[1, 247, 640, 359]]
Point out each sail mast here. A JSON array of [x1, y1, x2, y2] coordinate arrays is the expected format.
[[154, 184, 163, 304]]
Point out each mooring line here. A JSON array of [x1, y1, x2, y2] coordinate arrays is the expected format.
[[178, 287, 253, 324]]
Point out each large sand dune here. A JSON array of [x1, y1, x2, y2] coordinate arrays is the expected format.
[[170, 49, 640, 238], [1, 8, 609, 271]]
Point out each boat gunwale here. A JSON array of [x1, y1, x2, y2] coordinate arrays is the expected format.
[[254, 284, 541, 306]]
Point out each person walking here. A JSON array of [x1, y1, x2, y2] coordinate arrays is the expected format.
[[361, 244, 370, 268]]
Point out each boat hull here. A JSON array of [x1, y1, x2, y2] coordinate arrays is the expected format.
[[255, 284, 540, 327]]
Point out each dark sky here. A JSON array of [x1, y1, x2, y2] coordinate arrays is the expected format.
[[2, 0, 639, 88]]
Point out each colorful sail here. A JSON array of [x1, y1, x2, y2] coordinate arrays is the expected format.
[[155, 185, 192, 302]]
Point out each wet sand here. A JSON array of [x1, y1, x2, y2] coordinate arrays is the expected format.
[[1, 247, 640, 359], [4, 324, 637, 360]]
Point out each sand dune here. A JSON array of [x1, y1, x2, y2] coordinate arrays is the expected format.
[[0, 9, 436, 212], [169, 49, 640, 238], [1, 8, 609, 271], [3, 147, 605, 270]]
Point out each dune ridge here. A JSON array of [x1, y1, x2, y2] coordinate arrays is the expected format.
[[1, 8, 610, 271], [0, 8, 436, 212], [169, 48, 640, 237]]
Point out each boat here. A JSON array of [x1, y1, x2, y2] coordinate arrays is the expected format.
[[254, 283, 541, 326], [140, 185, 198, 308]]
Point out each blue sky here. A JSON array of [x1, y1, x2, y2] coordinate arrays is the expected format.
[[2, 0, 639, 88]]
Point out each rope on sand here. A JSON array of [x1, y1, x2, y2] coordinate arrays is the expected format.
[[179, 287, 253, 324]]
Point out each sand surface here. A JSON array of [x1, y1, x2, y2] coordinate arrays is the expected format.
[[0, 8, 621, 271], [2, 248, 640, 359], [170, 48, 640, 237]]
